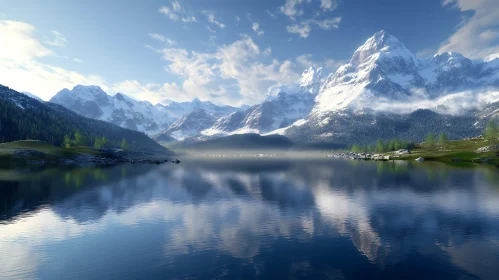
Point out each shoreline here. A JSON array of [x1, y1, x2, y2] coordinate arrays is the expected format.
[[0, 141, 179, 168]]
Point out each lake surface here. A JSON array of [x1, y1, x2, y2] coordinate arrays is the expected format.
[[1, 158, 499, 280]]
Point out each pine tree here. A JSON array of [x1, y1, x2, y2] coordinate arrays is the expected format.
[[439, 133, 448, 145], [74, 131, 85, 146], [426, 132, 435, 147], [484, 120, 498, 142], [121, 138, 129, 150], [63, 134, 72, 149], [376, 139, 384, 153]]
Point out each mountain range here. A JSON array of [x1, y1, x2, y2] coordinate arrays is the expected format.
[[50, 86, 245, 136], [0, 85, 170, 153], [196, 30, 498, 144], [24, 30, 499, 146]]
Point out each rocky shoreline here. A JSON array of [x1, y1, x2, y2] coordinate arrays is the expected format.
[[23, 155, 181, 167]]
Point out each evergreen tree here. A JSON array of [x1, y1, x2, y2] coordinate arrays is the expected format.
[[376, 139, 384, 153], [94, 137, 108, 148], [367, 144, 374, 153], [121, 138, 129, 150], [426, 132, 435, 147], [393, 139, 402, 150], [438, 133, 448, 145], [484, 120, 498, 142], [74, 131, 85, 146], [63, 134, 72, 149]]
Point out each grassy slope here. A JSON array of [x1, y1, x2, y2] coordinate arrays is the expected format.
[[0, 140, 108, 161], [397, 138, 499, 166]]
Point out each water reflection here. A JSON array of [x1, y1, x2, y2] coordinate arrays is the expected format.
[[0, 159, 499, 279]]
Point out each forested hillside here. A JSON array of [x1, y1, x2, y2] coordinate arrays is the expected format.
[[0, 85, 169, 153]]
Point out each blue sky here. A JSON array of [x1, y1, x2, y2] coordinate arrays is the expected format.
[[0, 0, 498, 105]]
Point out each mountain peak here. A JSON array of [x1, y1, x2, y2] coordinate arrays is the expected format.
[[362, 30, 401, 50], [483, 53, 499, 63], [73, 84, 105, 93], [300, 66, 323, 93], [350, 30, 413, 66]]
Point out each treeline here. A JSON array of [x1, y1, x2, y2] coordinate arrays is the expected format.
[[350, 138, 415, 153], [483, 120, 498, 142], [287, 109, 482, 145], [347, 121, 499, 154], [63, 131, 130, 150], [0, 85, 168, 153]]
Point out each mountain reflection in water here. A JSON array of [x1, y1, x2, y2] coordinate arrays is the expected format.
[[1, 159, 498, 280]]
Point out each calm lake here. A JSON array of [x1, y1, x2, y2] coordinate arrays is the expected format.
[[1, 158, 499, 279]]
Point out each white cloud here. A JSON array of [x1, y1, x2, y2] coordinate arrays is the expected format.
[[0, 20, 106, 100], [439, 0, 499, 58], [287, 23, 311, 38], [149, 33, 166, 42], [207, 26, 217, 33], [287, 17, 341, 38], [146, 36, 300, 105], [266, 10, 277, 18], [172, 0, 181, 12], [280, 0, 310, 19], [320, 0, 338, 11], [73, 58, 84, 63], [416, 48, 437, 58], [204, 11, 225, 28], [324, 59, 345, 71], [252, 22, 264, 36], [149, 33, 176, 46], [296, 54, 345, 71], [159, 2, 197, 23], [235, 16, 241, 22], [44, 30, 67, 47], [280, 0, 338, 19]]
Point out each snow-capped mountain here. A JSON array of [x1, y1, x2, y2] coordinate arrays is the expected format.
[[175, 30, 499, 145], [312, 30, 499, 117], [21, 92, 43, 102], [281, 30, 499, 144], [200, 66, 323, 137], [158, 98, 244, 120], [50, 85, 243, 136], [49, 30, 499, 145], [50, 85, 170, 135], [156, 109, 217, 141]]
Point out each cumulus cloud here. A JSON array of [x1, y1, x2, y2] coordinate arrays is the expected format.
[[0, 20, 106, 100], [204, 11, 225, 28], [287, 17, 341, 38], [252, 22, 264, 36], [44, 30, 67, 47], [439, 0, 499, 58], [280, 0, 309, 19], [320, 0, 338, 11], [145, 36, 301, 105], [159, 1, 197, 23], [287, 24, 312, 38], [280, 0, 338, 19]]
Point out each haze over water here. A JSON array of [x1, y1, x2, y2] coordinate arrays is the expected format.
[[1, 159, 499, 280]]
